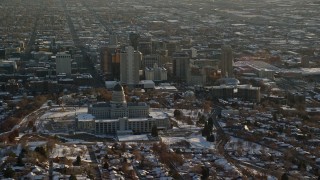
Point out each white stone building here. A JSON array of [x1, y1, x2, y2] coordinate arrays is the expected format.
[[76, 84, 170, 135]]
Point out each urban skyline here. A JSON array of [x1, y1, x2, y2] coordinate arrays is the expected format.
[[0, 0, 319, 179]]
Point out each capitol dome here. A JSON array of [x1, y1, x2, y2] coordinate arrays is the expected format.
[[111, 83, 126, 104], [114, 83, 124, 92]]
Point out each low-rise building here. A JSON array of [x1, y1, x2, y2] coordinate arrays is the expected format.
[[237, 85, 261, 103], [0, 60, 17, 73], [206, 84, 261, 102]]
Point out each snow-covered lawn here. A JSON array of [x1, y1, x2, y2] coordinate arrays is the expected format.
[[188, 135, 215, 149], [164, 109, 204, 119], [50, 144, 91, 163], [40, 107, 87, 119], [214, 158, 236, 171], [118, 134, 149, 141], [225, 136, 282, 156], [161, 135, 215, 149]]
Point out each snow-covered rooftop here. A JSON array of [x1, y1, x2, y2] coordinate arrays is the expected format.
[[118, 134, 149, 141], [77, 113, 95, 121]]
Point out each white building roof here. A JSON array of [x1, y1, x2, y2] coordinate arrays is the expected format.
[[154, 85, 177, 91], [140, 80, 155, 85], [128, 118, 151, 122], [95, 119, 119, 123], [77, 114, 95, 121], [105, 81, 118, 89]]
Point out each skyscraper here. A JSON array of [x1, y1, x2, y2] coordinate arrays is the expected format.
[[55, 52, 71, 76], [101, 46, 120, 80], [129, 32, 140, 50], [111, 49, 121, 80], [172, 52, 190, 81], [100, 47, 113, 79], [100, 34, 120, 80], [142, 54, 162, 69], [138, 35, 152, 55], [120, 46, 142, 86], [109, 33, 118, 46], [221, 45, 234, 78]]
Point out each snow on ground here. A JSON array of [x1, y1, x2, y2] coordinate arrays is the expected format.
[[214, 158, 234, 171], [118, 134, 149, 141], [50, 144, 91, 162], [164, 109, 174, 117], [226, 136, 282, 155], [218, 121, 226, 127], [267, 176, 278, 180], [59, 137, 86, 144], [164, 109, 203, 118], [161, 137, 185, 145], [27, 141, 48, 151], [177, 124, 202, 130], [180, 109, 203, 118], [187, 135, 215, 149], [149, 108, 169, 119], [14, 144, 22, 156], [40, 107, 87, 119], [239, 164, 263, 176], [165, 108, 208, 131], [170, 117, 201, 130], [162, 135, 215, 149]]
